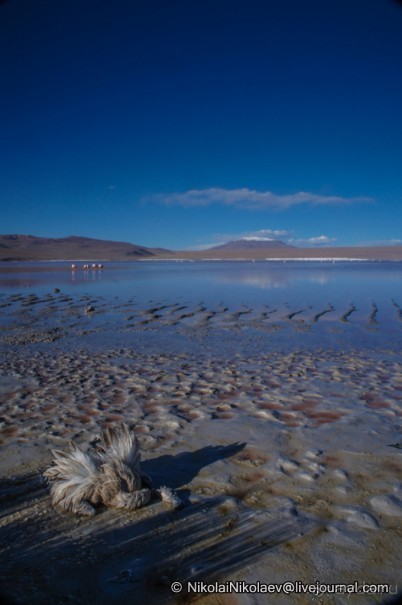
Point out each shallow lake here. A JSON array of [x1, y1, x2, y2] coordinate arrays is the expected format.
[[0, 261, 402, 302], [1, 260, 401, 310], [1, 260, 401, 355]]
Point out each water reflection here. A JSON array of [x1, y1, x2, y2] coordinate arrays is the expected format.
[[0, 261, 401, 305], [71, 268, 105, 284], [214, 268, 331, 289], [1, 261, 401, 351]]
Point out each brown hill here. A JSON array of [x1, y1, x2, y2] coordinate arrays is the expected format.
[[154, 242, 402, 261], [208, 239, 293, 251], [1, 234, 402, 262], [0, 234, 164, 261]]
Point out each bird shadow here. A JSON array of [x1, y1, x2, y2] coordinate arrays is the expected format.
[[0, 472, 47, 518], [142, 441, 247, 493], [0, 441, 313, 605]]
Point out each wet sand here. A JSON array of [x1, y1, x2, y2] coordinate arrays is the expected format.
[[0, 289, 401, 350], [0, 292, 401, 604]]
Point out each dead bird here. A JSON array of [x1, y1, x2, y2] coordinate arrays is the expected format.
[[44, 422, 181, 515]]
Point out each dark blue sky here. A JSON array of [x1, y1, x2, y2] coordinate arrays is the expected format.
[[1, 0, 401, 249]]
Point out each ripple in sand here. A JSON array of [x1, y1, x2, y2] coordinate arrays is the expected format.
[[336, 507, 379, 530], [370, 494, 402, 518]]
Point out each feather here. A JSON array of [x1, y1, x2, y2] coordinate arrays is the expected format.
[[43, 423, 181, 516], [44, 442, 101, 514], [156, 486, 183, 508], [97, 422, 141, 471], [108, 488, 153, 510]]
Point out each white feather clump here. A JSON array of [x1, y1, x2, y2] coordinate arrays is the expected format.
[[44, 423, 181, 516]]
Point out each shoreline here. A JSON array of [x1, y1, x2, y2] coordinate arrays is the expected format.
[[2, 257, 402, 265]]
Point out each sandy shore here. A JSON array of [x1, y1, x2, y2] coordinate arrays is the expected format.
[[0, 292, 401, 604]]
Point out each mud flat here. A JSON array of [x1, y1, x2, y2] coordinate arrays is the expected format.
[[0, 292, 401, 604], [0, 290, 401, 352]]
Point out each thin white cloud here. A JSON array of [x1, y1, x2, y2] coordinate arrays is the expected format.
[[356, 238, 402, 247], [243, 228, 291, 239], [289, 235, 338, 246], [148, 188, 372, 210], [384, 239, 402, 246]]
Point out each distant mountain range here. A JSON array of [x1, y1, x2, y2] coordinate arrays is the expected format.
[[1, 234, 402, 261], [171, 239, 402, 260], [208, 238, 293, 251], [0, 234, 170, 261]]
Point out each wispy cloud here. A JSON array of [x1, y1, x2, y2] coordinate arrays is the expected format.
[[242, 229, 291, 239], [356, 238, 402, 247], [148, 188, 372, 210], [383, 239, 402, 246], [289, 235, 337, 246]]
